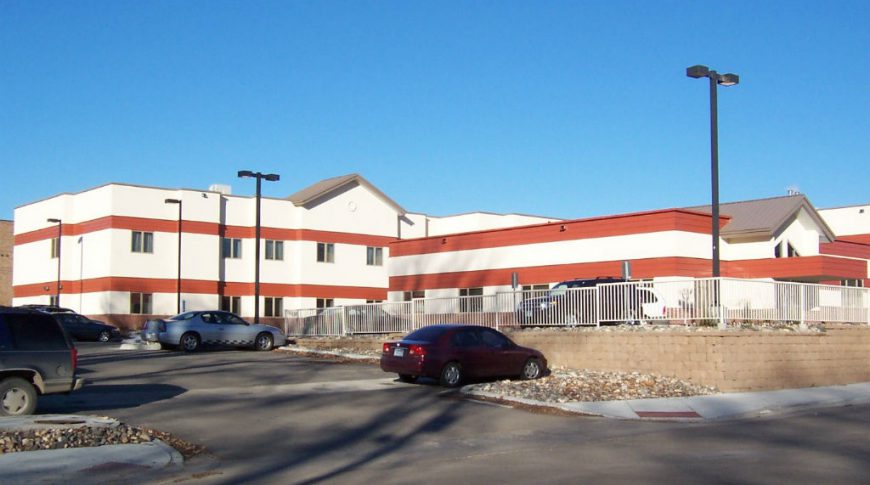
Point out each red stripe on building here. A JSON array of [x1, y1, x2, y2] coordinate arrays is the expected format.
[[390, 257, 714, 291], [839, 234, 870, 245], [390, 210, 725, 257], [14, 278, 386, 300], [722, 256, 867, 280], [389, 255, 867, 291], [15, 217, 396, 247], [820, 240, 870, 259]]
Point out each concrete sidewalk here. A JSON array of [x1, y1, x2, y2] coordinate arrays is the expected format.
[[464, 382, 870, 420]]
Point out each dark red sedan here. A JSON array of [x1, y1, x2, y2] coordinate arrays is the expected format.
[[380, 324, 547, 387]]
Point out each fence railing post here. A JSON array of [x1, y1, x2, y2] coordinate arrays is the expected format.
[[716, 278, 726, 330], [799, 285, 807, 330]]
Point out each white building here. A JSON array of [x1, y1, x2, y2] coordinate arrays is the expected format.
[[11, 174, 552, 329], [13, 175, 870, 330]]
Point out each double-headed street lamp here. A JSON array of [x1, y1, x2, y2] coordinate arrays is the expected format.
[[47, 218, 62, 305], [686, 65, 740, 278], [164, 198, 183, 314], [238, 170, 280, 323]]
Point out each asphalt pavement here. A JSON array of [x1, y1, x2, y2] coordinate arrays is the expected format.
[[4, 342, 870, 484]]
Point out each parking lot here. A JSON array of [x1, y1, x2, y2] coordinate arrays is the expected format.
[[35, 342, 870, 484]]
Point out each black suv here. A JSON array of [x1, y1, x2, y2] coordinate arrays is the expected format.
[[516, 277, 625, 325], [0, 306, 85, 415]]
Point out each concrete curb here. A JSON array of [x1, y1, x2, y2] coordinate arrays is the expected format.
[[463, 382, 870, 420], [0, 440, 183, 485]]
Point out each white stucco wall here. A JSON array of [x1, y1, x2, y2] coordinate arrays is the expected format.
[[819, 205, 870, 237]]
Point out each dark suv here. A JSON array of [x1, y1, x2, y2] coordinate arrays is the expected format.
[[0, 306, 85, 415], [516, 277, 667, 326], [516, 277, 625, 325]]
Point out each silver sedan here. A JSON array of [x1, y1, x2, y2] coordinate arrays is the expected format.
[[143, 311, 287, 352]]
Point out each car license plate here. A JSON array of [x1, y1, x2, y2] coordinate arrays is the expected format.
[[393, 347, 405, 357]]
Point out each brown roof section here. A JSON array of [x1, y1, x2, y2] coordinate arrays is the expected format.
[[286, 173, 407, 215], [685, 194, 836, 241]]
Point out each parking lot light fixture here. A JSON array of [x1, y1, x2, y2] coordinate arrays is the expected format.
[[237, 170, 281, 323], [685, 64, 740, 278], [47, 218, 62, 305], [164, 199, 183, 314]]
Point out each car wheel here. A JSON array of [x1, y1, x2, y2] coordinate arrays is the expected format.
[[440, 362, 463, 388], [397, 374, 417, 383], [0, 377, 38, 416], [97, 330, 111, 342], [254, 332, 274, 351], [521, 358, 543, 380], [180, 332, 201, 352]]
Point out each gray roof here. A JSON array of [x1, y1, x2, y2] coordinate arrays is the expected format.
[[286, 173, 407, 215], [685, 194, 836, 241]]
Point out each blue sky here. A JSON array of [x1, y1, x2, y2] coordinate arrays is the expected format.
[[2, 1, 868, 222]]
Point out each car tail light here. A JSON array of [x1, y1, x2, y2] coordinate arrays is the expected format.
[[71, 346, 78, 373], [382, 343, 391, 354], [408, 344, 426, 357]]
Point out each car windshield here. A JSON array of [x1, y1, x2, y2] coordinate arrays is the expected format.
[[405, 326, 447, 343], [549, 283, 568, 297], [169, 312, 198, 321]]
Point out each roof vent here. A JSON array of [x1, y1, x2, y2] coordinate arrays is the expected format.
[[786, 185, 801, 196], [209, 184, 232, 195]]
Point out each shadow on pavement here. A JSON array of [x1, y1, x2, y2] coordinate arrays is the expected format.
[[36, 383, 187, 414]]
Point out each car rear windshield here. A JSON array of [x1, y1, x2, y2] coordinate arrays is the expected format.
[[404, 326, 447, 343], [0, 313, 69, 351]]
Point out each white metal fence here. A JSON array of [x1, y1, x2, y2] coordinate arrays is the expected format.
[[284, 278, 870, 337]]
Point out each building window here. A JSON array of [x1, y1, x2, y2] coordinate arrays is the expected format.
[[403, 290, 425, 313], [131, 231, 154, 253], [265, 240, 284, 261], [50, 237, 59, 259], [787, 243, 799, 257], [222, 238, 242, 259], [49, 295, 59, 306], [316, 298, 334, 309], [841, 279, 864, 288], [459, 287, 484, 313], [522, 284, 550, 291], [366, 299, 384, 304], [265, 297, 283, 317], [130, 292, 153, 314], [221, 296, 241, 314], [317, 242, 335, 263], [366, 247, 383, 266]]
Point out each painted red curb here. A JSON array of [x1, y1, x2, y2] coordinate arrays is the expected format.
[[635, 411, 702, 418]]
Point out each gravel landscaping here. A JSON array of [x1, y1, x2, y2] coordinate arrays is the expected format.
[[0, 422, 204, 457]]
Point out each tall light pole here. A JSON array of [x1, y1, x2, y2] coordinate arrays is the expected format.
[[237, 170, 280, 323], [164, 198, 183, 314], [686, 65, 739, 277], [47, 218, 62, 305]]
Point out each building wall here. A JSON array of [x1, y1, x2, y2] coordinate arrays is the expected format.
[[400, 212, 558, 239], [12, 183, 404, 324], [819, 205, 870, 237], [0, 220, 12, 305]]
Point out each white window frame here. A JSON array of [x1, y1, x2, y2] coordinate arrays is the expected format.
[[132, 231, 154, 254], [317, 242, 335, 263], [366, 246, 383, 266], [222, 238, 242, 259], [265, 240, 284, 261]]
